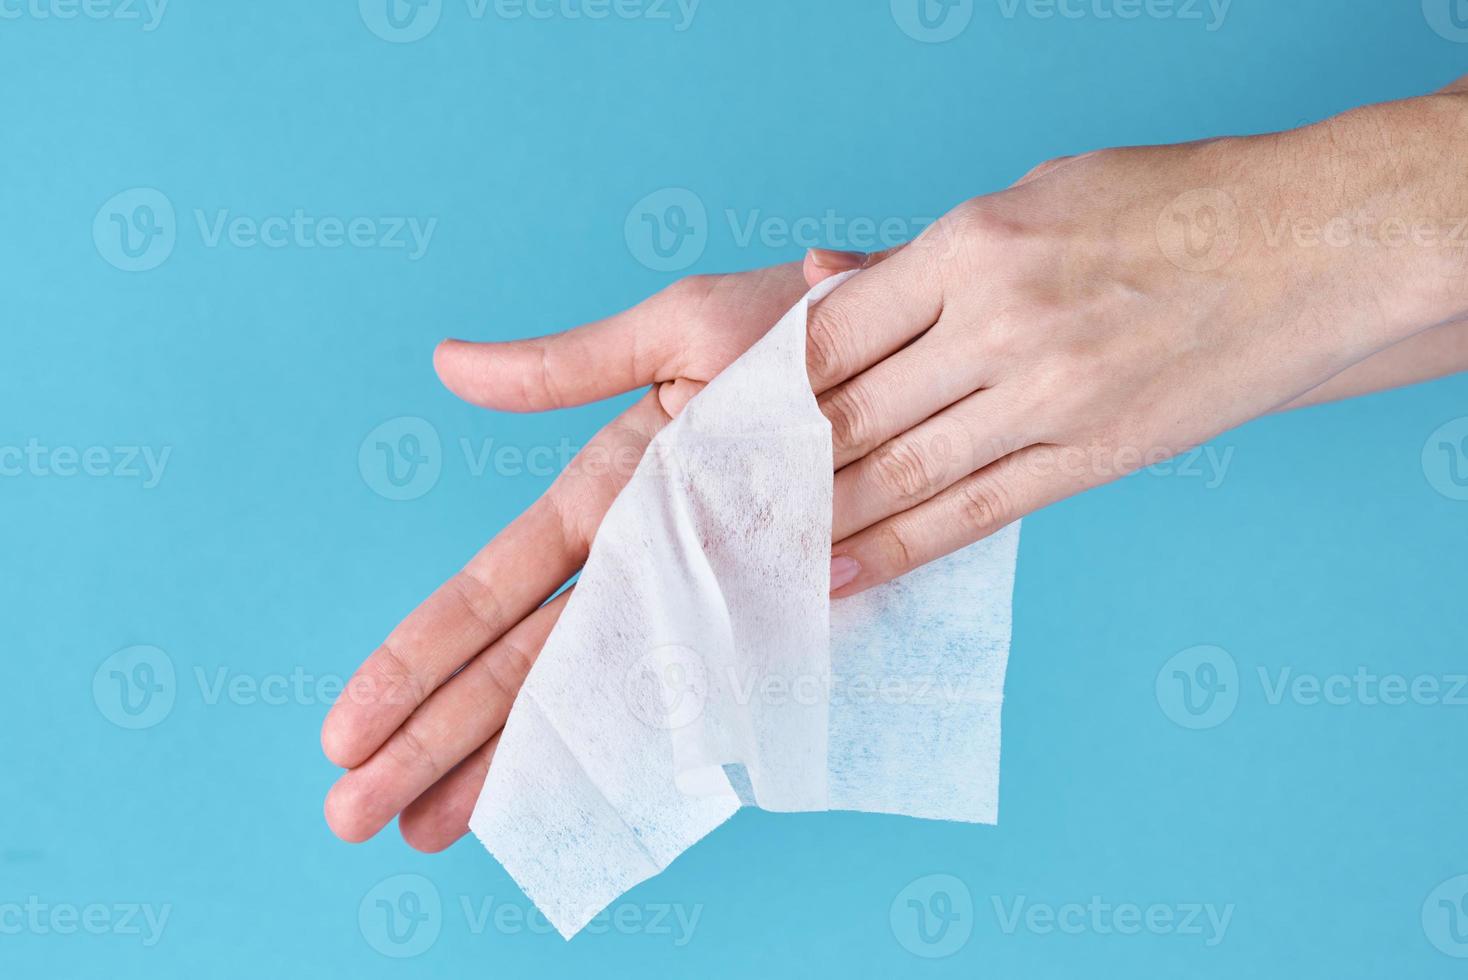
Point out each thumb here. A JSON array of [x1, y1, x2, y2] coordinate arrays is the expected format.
[[655, 377, 707, 418], [434, 280, 693, 413]]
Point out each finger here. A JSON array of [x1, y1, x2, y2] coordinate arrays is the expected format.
[[830, 445, 1084, 596], [655, 377, 706, 418], [802, 244, 908, 288], [319, 503, 571, 771], [804, 248, 864, 284], [398, 734, 499, 854], [434, 276, 710, 412], [321, 391, 671, 769], [832, 390, 1032, 541], [820, 328, 987, 468], [805, 244, 943, 393], [324, 592, 568, 844]]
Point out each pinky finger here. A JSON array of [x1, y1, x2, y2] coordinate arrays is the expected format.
[[830, 445, 1085, 596], [397, 734, 499, 853]]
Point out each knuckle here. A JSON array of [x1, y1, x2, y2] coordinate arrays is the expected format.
[[934, 199, 1030, 262], [447, 568, 506, 632], [805, 305, 853, 384], [529, 342, 564, 408], [873, 523, 916, 577], [1015, 154, 1076, 185], [387, 720, 440, 776], [871, 440, 941, 503], [477, 635, 534, 712], [546, 478, 596, 551], [1017, 158, 1059, 183], [343, 639, 425, 715], [953, 479, 1007, 536], [822, 385, 874, 452], [354, 641, 421, 710]]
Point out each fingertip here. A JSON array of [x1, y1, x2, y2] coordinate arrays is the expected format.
[[802, 252, 826, 287], [432, 338, 475, 392], [829, 549, 887, 599], [655, 378, 705, 419], [399, 807, 464, 854], [434, 338, 519, 411], [829, 554, 861, 592], [432, 337, 456, 376], [324, 778, 378, 844], [320, 707, 368, 770], [808, 247, 866, 271], [804, 248, 865, 286], [830, 577, 877, 600]]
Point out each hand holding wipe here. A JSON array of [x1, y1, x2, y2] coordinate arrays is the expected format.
[[471, 273, 1021, 938]]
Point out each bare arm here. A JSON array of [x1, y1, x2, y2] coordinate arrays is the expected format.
[[1283, 316, 1468, 409], [1283, 73, 1468, 410]]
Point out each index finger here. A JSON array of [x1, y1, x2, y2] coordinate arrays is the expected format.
[[804, 236, 944, 393]]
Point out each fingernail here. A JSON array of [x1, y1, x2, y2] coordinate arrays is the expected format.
[[808, 248, 866, 272], [830, 555, 861, 592]]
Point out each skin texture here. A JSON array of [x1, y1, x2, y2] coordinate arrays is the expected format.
[[323, 79, 1468, 852]]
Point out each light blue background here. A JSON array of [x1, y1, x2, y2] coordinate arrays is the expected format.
[[3, 1, 1467, 976]]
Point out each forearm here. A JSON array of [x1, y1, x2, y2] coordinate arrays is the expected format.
[[1279, 85, 1468, 343], [1263, 75, 1468, 408], [1281, 316, 1468, 410]]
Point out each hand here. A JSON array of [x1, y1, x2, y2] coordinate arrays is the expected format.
[[321, 263, 813, 849], [792, 92, 1468, 593]]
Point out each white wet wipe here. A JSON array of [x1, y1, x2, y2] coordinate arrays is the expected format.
[[470, 273, 1020, 938]]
